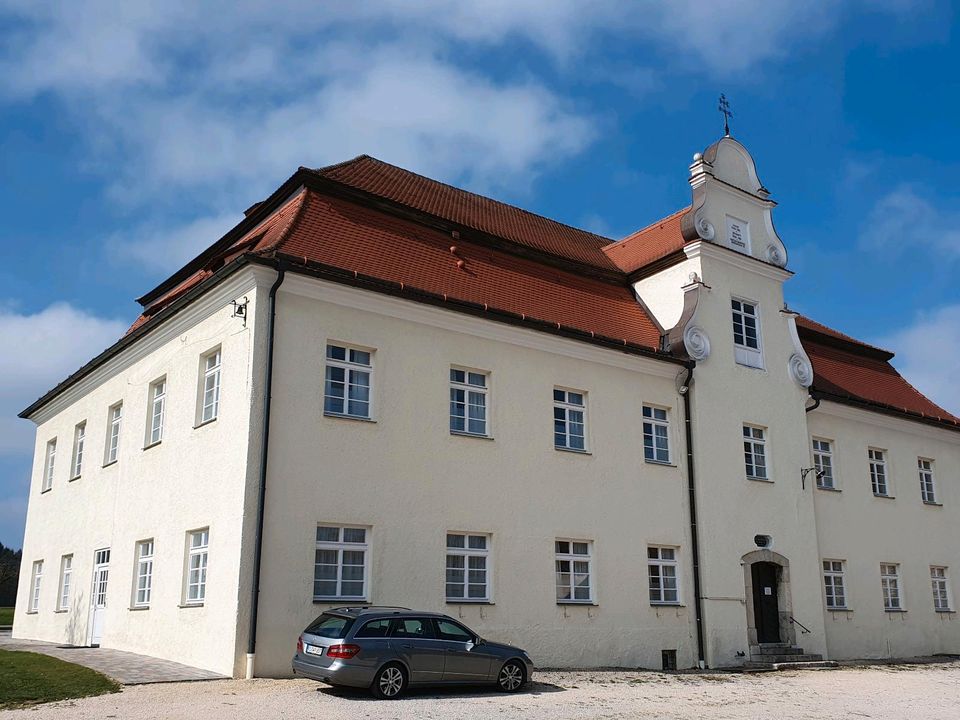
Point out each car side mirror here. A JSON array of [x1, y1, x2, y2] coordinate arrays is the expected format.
[[475, 637, 485, 646]]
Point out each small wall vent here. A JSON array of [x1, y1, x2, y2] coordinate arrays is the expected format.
[[661, 649, 677, 671]]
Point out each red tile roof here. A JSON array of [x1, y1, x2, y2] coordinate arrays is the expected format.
[[313, 155, 620, 271], [116, 157, 957, 430], [602, 207, 689, 273], [798, 318, 959, 426]]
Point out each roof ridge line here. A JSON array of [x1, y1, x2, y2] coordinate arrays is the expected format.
[[315, 155, 616, 247], [252, 188, 311, 256]]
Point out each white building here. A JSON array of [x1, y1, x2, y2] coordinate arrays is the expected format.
[[14, 135, 960, 677]]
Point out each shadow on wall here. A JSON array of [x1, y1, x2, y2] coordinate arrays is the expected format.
[[64, 589, 88, 646]]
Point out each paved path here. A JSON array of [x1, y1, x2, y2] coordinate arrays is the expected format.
[[0, 636, 226, 684]]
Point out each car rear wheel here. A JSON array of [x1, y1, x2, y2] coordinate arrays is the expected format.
[[497, 660, 525, 692], [371, 663, 407, 699]]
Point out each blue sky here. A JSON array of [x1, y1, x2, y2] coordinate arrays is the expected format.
[[1, 1, 959, 547]]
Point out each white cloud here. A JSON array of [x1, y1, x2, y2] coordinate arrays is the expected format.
[[860, 185, 960, 260], [0, 302, 128, 454], [881, 305, 960, 416], [108, 213, 241, 274]]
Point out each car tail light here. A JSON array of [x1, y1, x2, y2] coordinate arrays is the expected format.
[[297, 636, 304, 654], [326, 644, 361, 659]]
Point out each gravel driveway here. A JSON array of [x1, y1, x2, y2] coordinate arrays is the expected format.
[[3, 662, 959, 719]]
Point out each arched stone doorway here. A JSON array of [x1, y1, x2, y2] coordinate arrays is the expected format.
[[742, 550, 796, 646]]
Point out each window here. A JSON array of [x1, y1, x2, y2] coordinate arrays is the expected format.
[[355, 618, 393, 638], [30, 560, 43, 612], [643, 406, 670, 463], [919, 458, 937, 504], [823, 560, 847, 609], [105, 403, 122, 464], [42, 439, 56, 492], [434, 619, 474, 642], [185, 529, 208, 605], [881, 563, 901, 610], [743, 425, 768, 480], [446, 533, 490, 601], [869, 448, 888, 496], [147, 379, 166, 446], [58, 555, 72, 611], [324, 344, 371, 419], [555, 539, 593, 603], [70, 422, 85, 479], [931, 567, 952, 611], [199, 349, 222, 423], [449, 368, 488, 436], [648, 546, 680, 605], [731, 298, 763, 368], [394, 618, 432, 639], [554, 389, 586, 451], [305, 613, 354, 638], [135, 540, 154, 608], [812, 438, 834, 489], [314, 525, 368, 600]]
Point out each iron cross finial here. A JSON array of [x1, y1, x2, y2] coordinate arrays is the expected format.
[[718, 93, 732, 136]]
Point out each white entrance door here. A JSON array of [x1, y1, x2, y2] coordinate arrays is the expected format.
[[89, 548, 110, 646]]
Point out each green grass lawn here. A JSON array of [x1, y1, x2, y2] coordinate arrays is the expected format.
[[0, 649, 120, 709], [0, 607, 13, 626]]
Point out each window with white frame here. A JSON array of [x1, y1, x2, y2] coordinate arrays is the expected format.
[[105, 402, 122, 464], [812, 438, 834, 489], [743, 425, 768, 480], [555, 539, 593, 603], [324, 344, 372, 419], [643, 406, 670, 463], [30, 560, 43, 612], [554, 389, 586, 451], [146, 378, 166, 446], [71, 422, 85, 479], [823, 559, 847, 609], [314, 525, 368, 600], [58, 555, 73, 611], [731, 298, 763, 368], [881, 563, 901, 610], [42, 439, 56, 492], [199, 349, 222, 424], [919, 458, 937, 504], [931, 566, 952, 611], [135, 540, 154, 608], [450, 368, 488, 436], [869, 448, 888, 496], [648, 546, 680, 605], [185, 529, 208, 605], [446, 532, 490, 601]]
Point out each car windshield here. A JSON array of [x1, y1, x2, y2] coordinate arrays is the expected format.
[[304, 614, 354, 638]]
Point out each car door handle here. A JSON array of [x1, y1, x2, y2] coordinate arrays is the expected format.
[[401, 644, 415, 649]]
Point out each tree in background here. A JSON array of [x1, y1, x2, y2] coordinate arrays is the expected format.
[[0, 542, 21, 608]]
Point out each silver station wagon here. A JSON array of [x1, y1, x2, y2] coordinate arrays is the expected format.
[[292, 606, 535, 699]]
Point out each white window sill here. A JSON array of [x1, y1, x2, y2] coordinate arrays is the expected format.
[[747, 476, 773, 483], [323, 412, 376, 423], [25, 610, 38, 615], [923, 501, 943, 507], [935, 609, 956, 614], [826, 607, 852, 613], [53, 609, 68, 614], [557, 600, 596, 606], [884, 608, 907, 613], [450, 430, 493, 440], [193, 417, 218, 430], [40, 488, 52, 494], [102, 460, 118, 469], [69, 476, 81, 483], [178, 603, 205, 609], [872, 493, 895, 500], [555, 446, 590, 456], [650, 602, 684, 608], [644, 459, 676, 468], [817, 485, 841, 492], [142, 441, 162, 452], [446, 599, 494, 605], [129, 606, 150, 612]]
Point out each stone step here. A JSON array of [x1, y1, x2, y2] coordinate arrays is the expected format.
[[745, 654, 827, 666], [744, 660, 839, 672], [753, 644, 804, 656]]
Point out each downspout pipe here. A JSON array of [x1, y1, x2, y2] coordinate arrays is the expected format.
[[246, 262, 287, 679], [681, 363, 707, 668], [805, 392, 821, 413]]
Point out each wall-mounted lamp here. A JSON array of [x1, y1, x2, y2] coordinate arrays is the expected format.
[[800, 467, 825, 490]]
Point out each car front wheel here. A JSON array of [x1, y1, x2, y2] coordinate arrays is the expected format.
[[497, 660, 525, 692], [371, 663, 407, 699]]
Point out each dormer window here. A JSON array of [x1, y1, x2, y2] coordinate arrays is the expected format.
[[731, 298, 763, 368]]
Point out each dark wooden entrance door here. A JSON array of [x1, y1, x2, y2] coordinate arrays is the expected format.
[[751, 562, 781, 643]]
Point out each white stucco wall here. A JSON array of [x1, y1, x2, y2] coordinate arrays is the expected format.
[[251, 275, 698, 676], [808, 403, 960, 659], [13, 268, 268, 676]]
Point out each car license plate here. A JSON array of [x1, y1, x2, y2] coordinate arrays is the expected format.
[[305, 644, 324, 656]]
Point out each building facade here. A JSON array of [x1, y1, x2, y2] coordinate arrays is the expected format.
[[14, 136, 960, 677]]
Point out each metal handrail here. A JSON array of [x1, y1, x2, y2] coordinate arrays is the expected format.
[[789, 616, 812, 634]]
